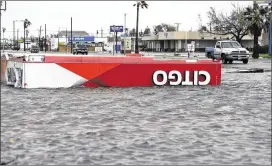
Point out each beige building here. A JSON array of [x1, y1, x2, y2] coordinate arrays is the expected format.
[[141, 31, 254, 52]]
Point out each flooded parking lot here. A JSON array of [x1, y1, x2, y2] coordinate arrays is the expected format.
[[1, 59, 271, 165]]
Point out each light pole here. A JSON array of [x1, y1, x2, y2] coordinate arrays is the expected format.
[[71, 17, 73, 54]]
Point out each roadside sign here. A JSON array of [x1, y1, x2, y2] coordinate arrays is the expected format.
[[124, 38, 131, 50], [68, 36, 94, 42], [110, 26, 123, 33]]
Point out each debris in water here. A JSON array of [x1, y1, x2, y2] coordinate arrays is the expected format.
[[227, 68, 266, 73], [238, 68, 264, 73]]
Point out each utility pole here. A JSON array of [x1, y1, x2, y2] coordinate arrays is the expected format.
[[23, 21, 25, 51], [113, 25, 115, 55], [0, 1, 6, 56], [269, 0, 272, 56], [114, 26, 118, 54], [38, 26, 42, 50], [13, 20, 15, 47], [174, 23, 182, 31], [45, 24, 46, 52], [124, 13, 127, 54], [57, 28, 60, 51], [17, 29, 19, 43], [101, 27, 103, 37], [71, 17, 73, 53], [65, 28, 67, 52]]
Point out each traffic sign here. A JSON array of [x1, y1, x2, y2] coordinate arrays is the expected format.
[[110, 26, 123, 33]]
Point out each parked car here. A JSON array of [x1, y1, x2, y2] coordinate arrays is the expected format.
[[30, 45, 40, 53], [12, 45, 20, 51], [205, 40, 250, 64], [73, 44, 88, 55]]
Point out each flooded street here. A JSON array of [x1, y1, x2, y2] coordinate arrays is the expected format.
[[1, 59, 271, 165]]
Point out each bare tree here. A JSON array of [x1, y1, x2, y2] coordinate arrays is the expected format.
[[201, 4, 250, 43]]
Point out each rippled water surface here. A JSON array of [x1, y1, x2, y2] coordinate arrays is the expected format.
[[1, 59, 271, 165]]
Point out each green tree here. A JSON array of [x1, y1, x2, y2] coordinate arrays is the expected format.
[[129, 28, 136, 37], [153, 23, 177, 35], [143, 26, 151, 35], [244, 2, 271, 58], [133, 1, 148, 53], [153, 24, 164, 35], [161, 23, 176, 32]]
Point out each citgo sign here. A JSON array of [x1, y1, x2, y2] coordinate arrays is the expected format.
[[152, 70, 211, 86]]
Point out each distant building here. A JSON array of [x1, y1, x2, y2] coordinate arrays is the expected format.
[[51, 31, 107, 52], [141, 31, 255, 52]]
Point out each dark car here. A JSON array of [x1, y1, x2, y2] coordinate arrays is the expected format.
[[12, 45, 20, 51], [30, 45, 40, 53], [73, 44, 88, 55]]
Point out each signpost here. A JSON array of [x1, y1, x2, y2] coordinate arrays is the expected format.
[[110, 25, 123, 54], [110, 25, 123, 33]]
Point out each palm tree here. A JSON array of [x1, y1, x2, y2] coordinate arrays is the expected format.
[[133, 1, 148, 54], [23, 19, 31, 51], [244, 2, 271, 58]]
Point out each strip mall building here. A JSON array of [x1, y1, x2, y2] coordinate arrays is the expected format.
[[141, 31, 255, 52]]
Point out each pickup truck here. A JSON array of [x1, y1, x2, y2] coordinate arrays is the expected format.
[[205, 40, 250, 64], [73, 44, 88, 55]]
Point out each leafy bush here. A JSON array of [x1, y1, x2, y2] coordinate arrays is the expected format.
[[257, 45, 268, 54]]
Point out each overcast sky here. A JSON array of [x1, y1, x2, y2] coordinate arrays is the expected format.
[[1, 1, 253, 38]]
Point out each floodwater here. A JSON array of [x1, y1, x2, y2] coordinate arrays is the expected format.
[[1, 59, 271, 165]]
